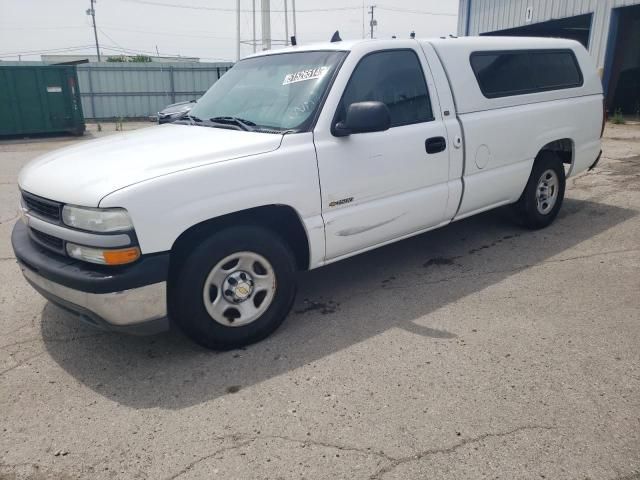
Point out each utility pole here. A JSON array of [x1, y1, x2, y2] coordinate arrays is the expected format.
[[252, 0, 257, 53], [369, 5, 376, 39], [362, 0, 365, 39], [283, 0, 289, 46], [261, 0, 271, 51], [291, 0, 297, 40], [236, 0, 241, 61], [87, 0, 101, 61]]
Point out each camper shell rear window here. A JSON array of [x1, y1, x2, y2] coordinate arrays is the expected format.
[[470, 49, 583, 99]]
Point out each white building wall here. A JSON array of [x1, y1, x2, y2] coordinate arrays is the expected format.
[[458, 0, 640, 69]]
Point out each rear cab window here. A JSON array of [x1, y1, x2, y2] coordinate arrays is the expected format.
[[470, 49, 583, 98], [336, 49, 434, 127]]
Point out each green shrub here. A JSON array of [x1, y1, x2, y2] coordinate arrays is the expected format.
[[611, 108, 625, 125]]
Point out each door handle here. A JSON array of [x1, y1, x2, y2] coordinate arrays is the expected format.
[[425, 136, 447, 154]]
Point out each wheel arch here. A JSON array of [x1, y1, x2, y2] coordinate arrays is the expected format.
[[169, 204, 312, 277], [534, 137, 575, 172], [515, 138, 573, 202]]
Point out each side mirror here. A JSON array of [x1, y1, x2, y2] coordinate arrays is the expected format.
[[333, 101, 391, 137]]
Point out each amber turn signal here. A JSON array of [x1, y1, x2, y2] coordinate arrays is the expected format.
[[66, 242, 141, 266], [103, 247, 141, 265]]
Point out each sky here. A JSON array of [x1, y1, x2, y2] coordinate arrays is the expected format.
[[0, 0, 459, 62]]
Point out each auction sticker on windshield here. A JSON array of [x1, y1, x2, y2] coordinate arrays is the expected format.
[[283, 66, 329, 85]]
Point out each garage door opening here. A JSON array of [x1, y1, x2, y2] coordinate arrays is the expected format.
[[482, 13, 593, 49], [604, 5, 640, 115]]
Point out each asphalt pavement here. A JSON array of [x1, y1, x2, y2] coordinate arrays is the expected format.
[[1, 122, 639, 479]]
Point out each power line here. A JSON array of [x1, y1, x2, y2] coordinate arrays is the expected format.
[[101, 25, 234, 40], [376, 5, 457, 16], [0, 42, 233, 61], [118, 0, 455, 15], [0, 25, 88, 30], [97, 28, 127, 52], [101, 44, 182, 57], [0, 1, 458, 62], [0, 45, 96, 57], [99, 44, 231, 61], [119, 0, 361, 13]]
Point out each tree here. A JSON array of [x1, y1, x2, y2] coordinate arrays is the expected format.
[[130, 55, 152, 63], [106, 55, 128, 62], [105, 54, 153, 63]]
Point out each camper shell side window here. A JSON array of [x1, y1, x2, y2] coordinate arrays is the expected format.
[[470, 49, 584, 99]]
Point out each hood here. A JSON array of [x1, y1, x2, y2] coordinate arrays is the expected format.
[[18, 124, 283, 207]]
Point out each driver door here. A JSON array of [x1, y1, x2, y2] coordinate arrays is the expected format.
[[313, 48, 451, 261]]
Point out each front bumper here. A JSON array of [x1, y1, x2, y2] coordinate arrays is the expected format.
[[12, 220, 170, 334]]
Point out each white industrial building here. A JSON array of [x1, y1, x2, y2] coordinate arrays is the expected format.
[[457, 0, 640, 114], [40, 54, 200, 64]]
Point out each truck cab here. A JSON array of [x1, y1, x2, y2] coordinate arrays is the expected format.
[[13, 37, 603, 349]]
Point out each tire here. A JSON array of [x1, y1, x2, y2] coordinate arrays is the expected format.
[[170, 226, 297, 350], [514, 151, 566, 230]]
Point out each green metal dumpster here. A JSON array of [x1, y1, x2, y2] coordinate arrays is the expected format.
[[0, 65, 85, 136]]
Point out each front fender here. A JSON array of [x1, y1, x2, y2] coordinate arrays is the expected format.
[[99, 133, 325, 267]]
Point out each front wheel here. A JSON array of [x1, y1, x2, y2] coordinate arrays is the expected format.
[[170, 226, 297, 350], [514, 152, 566, 229]]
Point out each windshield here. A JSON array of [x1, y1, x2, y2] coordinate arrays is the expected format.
[[188, 50, 346, 132]]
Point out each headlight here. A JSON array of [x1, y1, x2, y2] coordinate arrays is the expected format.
[[62, 205, 133, 233], [66, 242, 141, 265]]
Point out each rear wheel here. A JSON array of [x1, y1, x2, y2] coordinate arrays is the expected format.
[[171, 226, 297, 350], [514, 152, 566, 229]]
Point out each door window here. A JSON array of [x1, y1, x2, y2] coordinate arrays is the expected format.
[[336, 50, 434, 128]]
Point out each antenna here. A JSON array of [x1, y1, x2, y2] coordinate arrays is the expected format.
[[330, 31, 342, 43]]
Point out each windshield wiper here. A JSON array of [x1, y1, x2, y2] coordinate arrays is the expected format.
[[174, 114, 203, 126], [209, 116, 256, 131]]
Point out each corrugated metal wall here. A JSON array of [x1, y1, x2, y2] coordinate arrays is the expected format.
[[76, 62, 233, 119], [458, 0, 640, 68]]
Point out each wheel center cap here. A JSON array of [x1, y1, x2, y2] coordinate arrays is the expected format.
[[234, 281, 252, 299], [223, 271, 254, 303]]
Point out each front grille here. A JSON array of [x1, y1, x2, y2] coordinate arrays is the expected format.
[[22, 191, 61, 223], [30, 228, 64, 253]]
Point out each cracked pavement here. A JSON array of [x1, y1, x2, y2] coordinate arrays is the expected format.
[[1, 122, 639, 479]]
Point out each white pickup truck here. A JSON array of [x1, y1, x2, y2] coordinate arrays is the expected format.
[[13, 37, 604, 349]]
